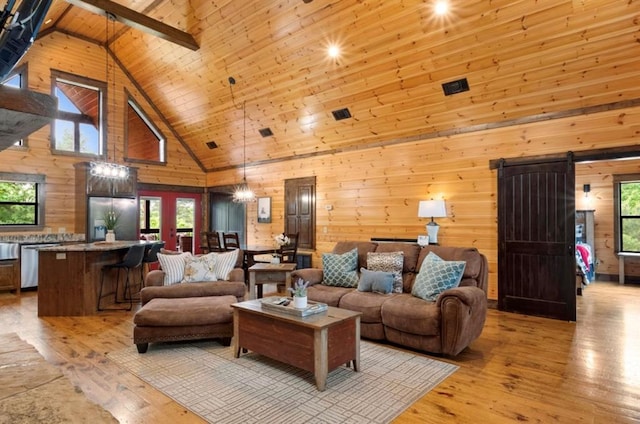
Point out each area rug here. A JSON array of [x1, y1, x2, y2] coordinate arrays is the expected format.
[[108, 340, 458, 423], [0, 332, 118, 424]]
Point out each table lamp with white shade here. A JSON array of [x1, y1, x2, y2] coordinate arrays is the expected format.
[[418, 200, 447, 244]]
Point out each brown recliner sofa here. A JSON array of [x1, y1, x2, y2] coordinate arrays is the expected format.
[[291, 241, 488, 356], [133, 251, 246, 353]]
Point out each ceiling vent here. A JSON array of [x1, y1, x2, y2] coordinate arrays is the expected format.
[[259, 127, 274, 137], [442, 78, 469, 96], [332, 107, 352, 121], [206, 141, 218, 149]]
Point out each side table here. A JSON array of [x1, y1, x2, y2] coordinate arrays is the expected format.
[[248, 262, 297, 300]]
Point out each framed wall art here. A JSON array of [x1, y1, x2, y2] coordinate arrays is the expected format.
[[257, 197, 271, 223]]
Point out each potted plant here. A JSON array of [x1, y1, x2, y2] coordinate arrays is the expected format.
[[104, 208, 119, 242], [288, 278, 309, 309]]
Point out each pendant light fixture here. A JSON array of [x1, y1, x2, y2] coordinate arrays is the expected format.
[[90, 12, 129, 180], [230, 77, 255, 203]]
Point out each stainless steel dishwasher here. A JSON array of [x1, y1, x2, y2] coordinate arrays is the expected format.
[[21, 243, 61, 289]]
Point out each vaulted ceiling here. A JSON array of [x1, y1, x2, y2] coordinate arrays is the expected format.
[[36, 0, 640, 172]]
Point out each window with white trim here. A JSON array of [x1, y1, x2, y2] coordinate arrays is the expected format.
[[51, 71, 107, 156], [125, 95, 166, 163]]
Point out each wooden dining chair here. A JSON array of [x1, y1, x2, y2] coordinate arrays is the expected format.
[[206, 231, 225, 252], [279, 233, 299, 264], [272, 233, 299, 295], [222, 232, 241, 251]]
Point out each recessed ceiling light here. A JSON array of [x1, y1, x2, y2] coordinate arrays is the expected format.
[[206, 141, 218, 149], [259, 128, 274, 137], [434, 0, 449, 15], [328, 44, 340, 58]]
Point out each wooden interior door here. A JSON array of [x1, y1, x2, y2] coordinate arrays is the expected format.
[[285, 176, 316, 249], [498, 159, 576, 321]]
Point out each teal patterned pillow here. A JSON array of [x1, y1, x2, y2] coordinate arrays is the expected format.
[[412, 252, 466, 301], [322, 248, 359, 287]]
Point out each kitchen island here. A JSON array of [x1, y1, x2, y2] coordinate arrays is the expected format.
[[37, 240, 157, 316]]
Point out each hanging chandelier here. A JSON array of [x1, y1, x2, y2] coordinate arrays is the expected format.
[[232, 94, 255, 203], [90, 12, 129, 180]]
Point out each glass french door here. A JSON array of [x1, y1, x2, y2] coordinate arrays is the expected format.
[[139, 190, 202, 252]]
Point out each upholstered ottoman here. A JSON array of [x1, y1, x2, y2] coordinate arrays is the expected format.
[[133, 294, 237, 353]]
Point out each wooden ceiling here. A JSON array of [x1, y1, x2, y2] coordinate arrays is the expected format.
[[36, 0, 640, 172]]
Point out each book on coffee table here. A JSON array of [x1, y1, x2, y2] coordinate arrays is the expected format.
[[260, 297, 328, 317]]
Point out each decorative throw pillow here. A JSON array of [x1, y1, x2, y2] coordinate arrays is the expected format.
[[182, 254, 217, 283], [412, 252, 466, 301], [157, 252, 191, 285], [211, 249, 239, 281], [322, 248, 359, 287], [367, 251, 404, 293], [357, 267, 394, 294]]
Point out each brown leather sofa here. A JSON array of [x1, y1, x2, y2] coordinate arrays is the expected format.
[[133, 253, 246, 353], [291, 241, 488, 356]]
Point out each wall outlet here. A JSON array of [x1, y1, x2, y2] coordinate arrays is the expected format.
[[323, 226, 328, 233], [325, 205, 333, 211], [58, 227, 66, 233]]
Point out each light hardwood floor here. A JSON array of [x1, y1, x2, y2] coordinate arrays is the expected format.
[[1, 282, 639, 423]]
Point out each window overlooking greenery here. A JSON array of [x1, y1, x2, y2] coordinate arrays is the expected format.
[[0, 173, 45, 229], [176, 198, 195, 236], [618, 180, 640, 252], [140, 197, 161, 238], [51, 71, 106, 156]]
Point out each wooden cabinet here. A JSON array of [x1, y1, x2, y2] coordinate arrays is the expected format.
[[0, 260, 19, 292], [87, 173, 137, 197], [75, 162, 138, 242], [75, 162, 138, 198]]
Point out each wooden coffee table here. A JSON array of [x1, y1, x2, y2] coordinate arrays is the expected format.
[[231, 299, 361, 391]]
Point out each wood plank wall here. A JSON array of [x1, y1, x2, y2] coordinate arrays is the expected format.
[[4, 33, 640, 301], [0, 34, 205, 236], [207, 104, 640, 300]]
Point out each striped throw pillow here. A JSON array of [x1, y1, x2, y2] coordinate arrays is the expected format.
[[212, 249, 239, 281], [157, 252, 192, 285]]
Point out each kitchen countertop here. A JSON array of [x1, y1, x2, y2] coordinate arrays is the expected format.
[[0, 233, 85, 244], [37, 240, 159, 252]]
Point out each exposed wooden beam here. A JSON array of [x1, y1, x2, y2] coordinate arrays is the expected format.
[[0, 86, 57, 151], [65, 0, 199, 51]]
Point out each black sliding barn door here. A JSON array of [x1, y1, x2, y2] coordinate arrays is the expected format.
[[498, 159, 576, 321]]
